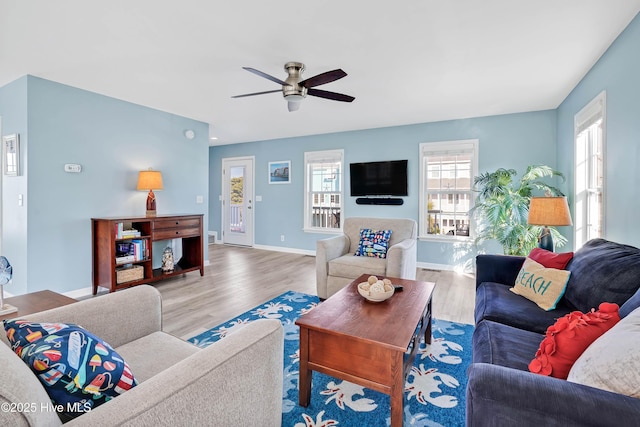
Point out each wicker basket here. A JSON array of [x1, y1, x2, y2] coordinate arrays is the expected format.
[[116, 265, 144, 284]]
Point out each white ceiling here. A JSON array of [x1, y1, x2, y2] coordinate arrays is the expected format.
[[1, 1, 639, 145]]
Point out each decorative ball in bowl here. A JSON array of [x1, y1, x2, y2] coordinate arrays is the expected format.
[[357, 275, 395, 302]]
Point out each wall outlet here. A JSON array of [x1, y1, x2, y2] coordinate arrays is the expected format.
[[280, 235, 285, 242], [196, 195, 204, 204]]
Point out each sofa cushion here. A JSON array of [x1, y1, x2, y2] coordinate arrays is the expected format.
[[564, 238, 640, 312], [476, 282, 574, 334], [620, 287, 640, 318], [115, 331, 199, 382], [0, 342, 62, 426], [4, 320, 137, 420], [472, 320, 543, 371], [510, 258, 571, 311], [355, 228, 392, 258], [568, 306, 640, 398], [328, 254, 387, 278], [528, 248, 574, 269], [528, 303, 620, 379]]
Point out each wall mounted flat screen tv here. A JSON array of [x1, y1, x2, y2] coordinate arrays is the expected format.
[[350, 160, 408, 197]]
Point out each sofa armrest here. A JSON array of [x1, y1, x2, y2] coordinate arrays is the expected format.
[[67, 319, 284, 427], [386, 238, 417, 280], [20, 285, 162, 348], [467, 363, 640, 427], [316, 235, 350, 299], [475, 254, 525, 289]]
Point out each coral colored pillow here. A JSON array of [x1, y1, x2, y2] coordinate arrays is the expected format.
[[528, 248, 574, 269], [510, 257, 571, 311], [528, 303, 620, 379]]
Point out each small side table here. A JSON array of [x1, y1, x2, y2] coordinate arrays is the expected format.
[[0, 290, 77, 321]]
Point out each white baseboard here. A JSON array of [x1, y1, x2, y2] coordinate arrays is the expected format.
[[253, 244, 316, 257], [417, 261, 455, 271]]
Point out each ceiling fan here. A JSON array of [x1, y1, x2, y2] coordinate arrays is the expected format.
[[232, 62, 355, 112]]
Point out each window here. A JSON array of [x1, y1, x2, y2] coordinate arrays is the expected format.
[[574, 91, 605, 249], [419, 140, 478, 238], [304, 149, 344, 231]]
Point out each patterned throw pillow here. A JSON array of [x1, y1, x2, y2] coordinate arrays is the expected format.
[[3, 320, 137, 420], [355, 229, 392, 258], [510, 257, 571, 311], [529, 303, 620, 379]]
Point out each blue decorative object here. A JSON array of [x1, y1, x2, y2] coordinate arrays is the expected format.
[[0, 256, 12, 285], [188, 291, 473, 426], [3, 320, 137, 421], [355, 229, 392, 258]]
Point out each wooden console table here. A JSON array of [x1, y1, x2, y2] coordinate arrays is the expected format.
[[92, 214, 204, 294], [0, 290, 77, 321]]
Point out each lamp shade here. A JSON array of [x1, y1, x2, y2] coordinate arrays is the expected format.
[[528, 196, 573, 226], [137, 170, 163, 191]]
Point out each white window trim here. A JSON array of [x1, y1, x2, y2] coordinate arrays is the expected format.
[[418, 139, 479, 241], [574, 91, 606, 248], [303, 149, 344, 233]]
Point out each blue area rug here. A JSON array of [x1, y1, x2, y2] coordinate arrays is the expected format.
[[188, 291, 473, 427]]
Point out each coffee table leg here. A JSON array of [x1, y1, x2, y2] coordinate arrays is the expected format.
[[424, 299, 432, 345], [299, 327, 311, 407], [390, 351, 404, 427]]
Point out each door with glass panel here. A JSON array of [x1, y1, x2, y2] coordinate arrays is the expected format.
[[222, 157, 254, 246]]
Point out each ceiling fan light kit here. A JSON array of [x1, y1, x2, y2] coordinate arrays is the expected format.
[[232, 62, 355, 111]]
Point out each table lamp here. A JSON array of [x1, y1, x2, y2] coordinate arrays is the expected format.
[[137, 169, 163, 217], [0, 256, 17, 316], [527, 196, 573, 252]]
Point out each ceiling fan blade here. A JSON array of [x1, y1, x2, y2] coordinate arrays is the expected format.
[[242, 67, 288, 86], [308, 88, 355, 103], [299, 69, 347, 88], [287, 101, 301, 112], [231, 89, 282, 98]]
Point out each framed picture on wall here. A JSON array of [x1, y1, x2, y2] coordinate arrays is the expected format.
[[3, 134, 20, 176], [268, 160, 291, 184]]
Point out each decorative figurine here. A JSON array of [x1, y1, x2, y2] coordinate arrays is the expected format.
[[162, 247, 174, 272]]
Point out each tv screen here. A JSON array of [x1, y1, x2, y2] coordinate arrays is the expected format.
[[350, 160, 408, 197]]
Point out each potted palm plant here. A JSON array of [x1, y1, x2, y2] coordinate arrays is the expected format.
[[472, 165, 567, 255]]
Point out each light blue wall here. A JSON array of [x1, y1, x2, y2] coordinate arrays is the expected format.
[[0, 76, 209, 294], [209, 110, 557, 269], [0, 77, 29, 295], [557, 12, 640, 249]]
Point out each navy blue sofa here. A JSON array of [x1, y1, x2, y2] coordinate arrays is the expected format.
[[467, 239, 640, 427]]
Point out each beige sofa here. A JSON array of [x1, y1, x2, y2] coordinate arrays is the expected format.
[[316, 217, 418, 299], [0, 285, 283, 426]]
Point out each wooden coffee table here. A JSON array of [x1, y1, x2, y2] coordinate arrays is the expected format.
[[296, 274, 435, 427], [0, 290, 77, 321]]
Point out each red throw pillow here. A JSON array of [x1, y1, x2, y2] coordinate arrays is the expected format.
[[529, 302, 620, 379], [528, 247, 574, 269]]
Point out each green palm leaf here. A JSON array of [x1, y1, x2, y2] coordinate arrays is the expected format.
[[473, 164, 568, 255]]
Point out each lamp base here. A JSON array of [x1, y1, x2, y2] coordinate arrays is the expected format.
[[538, 227, 554, 252], [0, 304, 18, 316]]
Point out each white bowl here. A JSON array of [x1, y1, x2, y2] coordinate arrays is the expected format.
[[357, 281, 395, 302]]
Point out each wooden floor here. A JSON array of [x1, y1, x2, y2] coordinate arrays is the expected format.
[[154, 244, 476, 340]]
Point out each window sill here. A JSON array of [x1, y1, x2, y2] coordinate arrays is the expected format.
[[418, 235, 474, 243], [303, 227, 343, 235]]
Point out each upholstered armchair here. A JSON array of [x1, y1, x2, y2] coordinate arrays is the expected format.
[[316, 217, 418, 299]]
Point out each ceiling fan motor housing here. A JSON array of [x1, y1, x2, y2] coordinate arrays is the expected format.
[[283, 62, 307, 101]]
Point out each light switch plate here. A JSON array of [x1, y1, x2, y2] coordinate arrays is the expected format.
[[64, 163, 82, 173]]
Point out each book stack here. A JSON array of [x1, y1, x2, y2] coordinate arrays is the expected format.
[[115, 223, 142, 239], [115, 240, 147, 265]]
